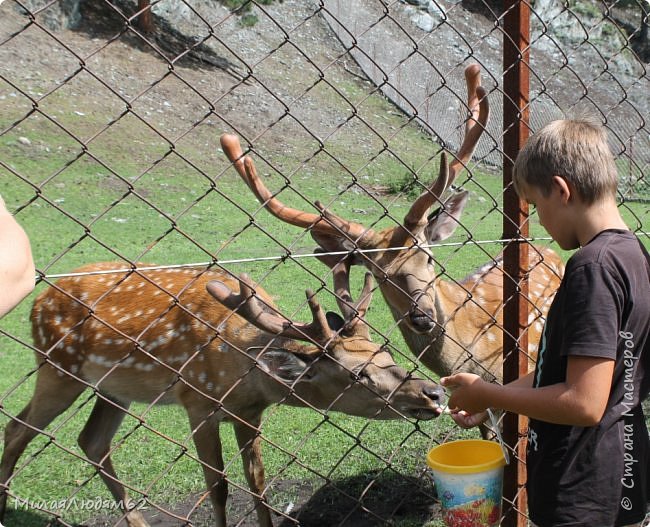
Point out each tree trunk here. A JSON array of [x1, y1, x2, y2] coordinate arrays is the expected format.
[[137, 0, 154, 34]]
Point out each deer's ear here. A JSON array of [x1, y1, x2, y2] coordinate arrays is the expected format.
[[425, 190, 469, 243], [256, 350, 313, 383]]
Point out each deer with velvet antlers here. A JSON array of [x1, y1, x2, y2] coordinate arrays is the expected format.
[[220, 64, 564, 386], [0, 262, 444, 527]]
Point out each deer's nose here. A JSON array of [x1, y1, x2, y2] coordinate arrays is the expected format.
[[424, 385, 445, 404], [409, 308, 436, 333]]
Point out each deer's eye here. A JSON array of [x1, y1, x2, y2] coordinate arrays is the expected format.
[[351, 366, 375, 388]]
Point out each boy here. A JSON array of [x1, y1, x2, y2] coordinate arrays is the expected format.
[[441, 116, 649, 527]]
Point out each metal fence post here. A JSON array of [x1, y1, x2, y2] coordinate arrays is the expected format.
[[502, 1, 531, 526]]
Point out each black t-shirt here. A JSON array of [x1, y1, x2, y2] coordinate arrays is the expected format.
[[527, 230, 650, 527]]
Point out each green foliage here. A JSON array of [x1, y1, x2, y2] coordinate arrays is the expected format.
[[219, 0, 282, 25], [385, 170, 422, 199], [570, 1, 601, 18]]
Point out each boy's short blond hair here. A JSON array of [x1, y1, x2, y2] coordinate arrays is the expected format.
[[512, 116, 618, 204]]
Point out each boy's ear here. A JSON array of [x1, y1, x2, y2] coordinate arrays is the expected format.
[[551, 175, 572, 204]]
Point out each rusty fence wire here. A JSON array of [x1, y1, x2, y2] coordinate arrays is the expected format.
[[0, 0, 648, 526]]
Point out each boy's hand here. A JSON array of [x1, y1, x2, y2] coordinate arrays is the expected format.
[[441, 373, 489, 415], [448, 408, 489, 429]]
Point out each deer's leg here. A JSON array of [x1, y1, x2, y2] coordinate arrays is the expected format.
[[185, 401, 227, 527], [77, 396, 148, 527], [0, 367, 85, 521], [234, 417, 272, 527]]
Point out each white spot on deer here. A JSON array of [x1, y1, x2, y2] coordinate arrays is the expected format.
[[135, 363, 155, 372], [198, 372, 207, 384], [70, 364, 79, 374], [176, 352, 189, 364], [486, 332, 497, 343], [206, 382, 214, 392], [534, 321, 544, 335], [54, 315, 62, 326], [66, 346, 76, 355], [88, 353, 113, 368]]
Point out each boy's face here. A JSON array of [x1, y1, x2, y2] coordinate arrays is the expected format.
[[521, 180, 579, 250]]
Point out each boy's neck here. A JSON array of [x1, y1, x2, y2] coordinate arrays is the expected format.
[[575, 199, 629, 247]]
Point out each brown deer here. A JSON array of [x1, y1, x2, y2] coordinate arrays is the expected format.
[[219, 63, 564, 385], [0, 262, 445, 527]]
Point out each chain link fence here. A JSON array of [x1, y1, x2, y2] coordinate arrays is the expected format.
[[0, 0, 648, 526]]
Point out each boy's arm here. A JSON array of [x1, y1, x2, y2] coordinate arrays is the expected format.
[[442, 356, 614, 427], [0, 196, 35, 317]]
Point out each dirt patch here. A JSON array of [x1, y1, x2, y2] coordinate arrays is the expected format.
[[88, 472, 441, 526]]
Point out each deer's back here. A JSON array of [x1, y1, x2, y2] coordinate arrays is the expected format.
[[31, 263, 276, 404]]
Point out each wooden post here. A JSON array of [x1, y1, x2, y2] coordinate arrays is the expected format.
[[137, 0, 154, 34], [502, 1, 531, 526]]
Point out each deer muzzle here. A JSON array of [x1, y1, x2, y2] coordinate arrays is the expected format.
[[408, 307, 437, 334]]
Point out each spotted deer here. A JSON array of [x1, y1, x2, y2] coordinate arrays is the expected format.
[[220, 64, 564, 386], [0, 262, 445, 527]]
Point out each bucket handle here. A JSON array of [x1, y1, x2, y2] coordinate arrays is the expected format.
[[487, 408, 510, 465]]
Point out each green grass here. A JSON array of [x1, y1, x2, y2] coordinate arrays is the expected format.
[[2, 105, 649, 524], [0, 88, 491, 526], [2, 34, 649, 527]]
